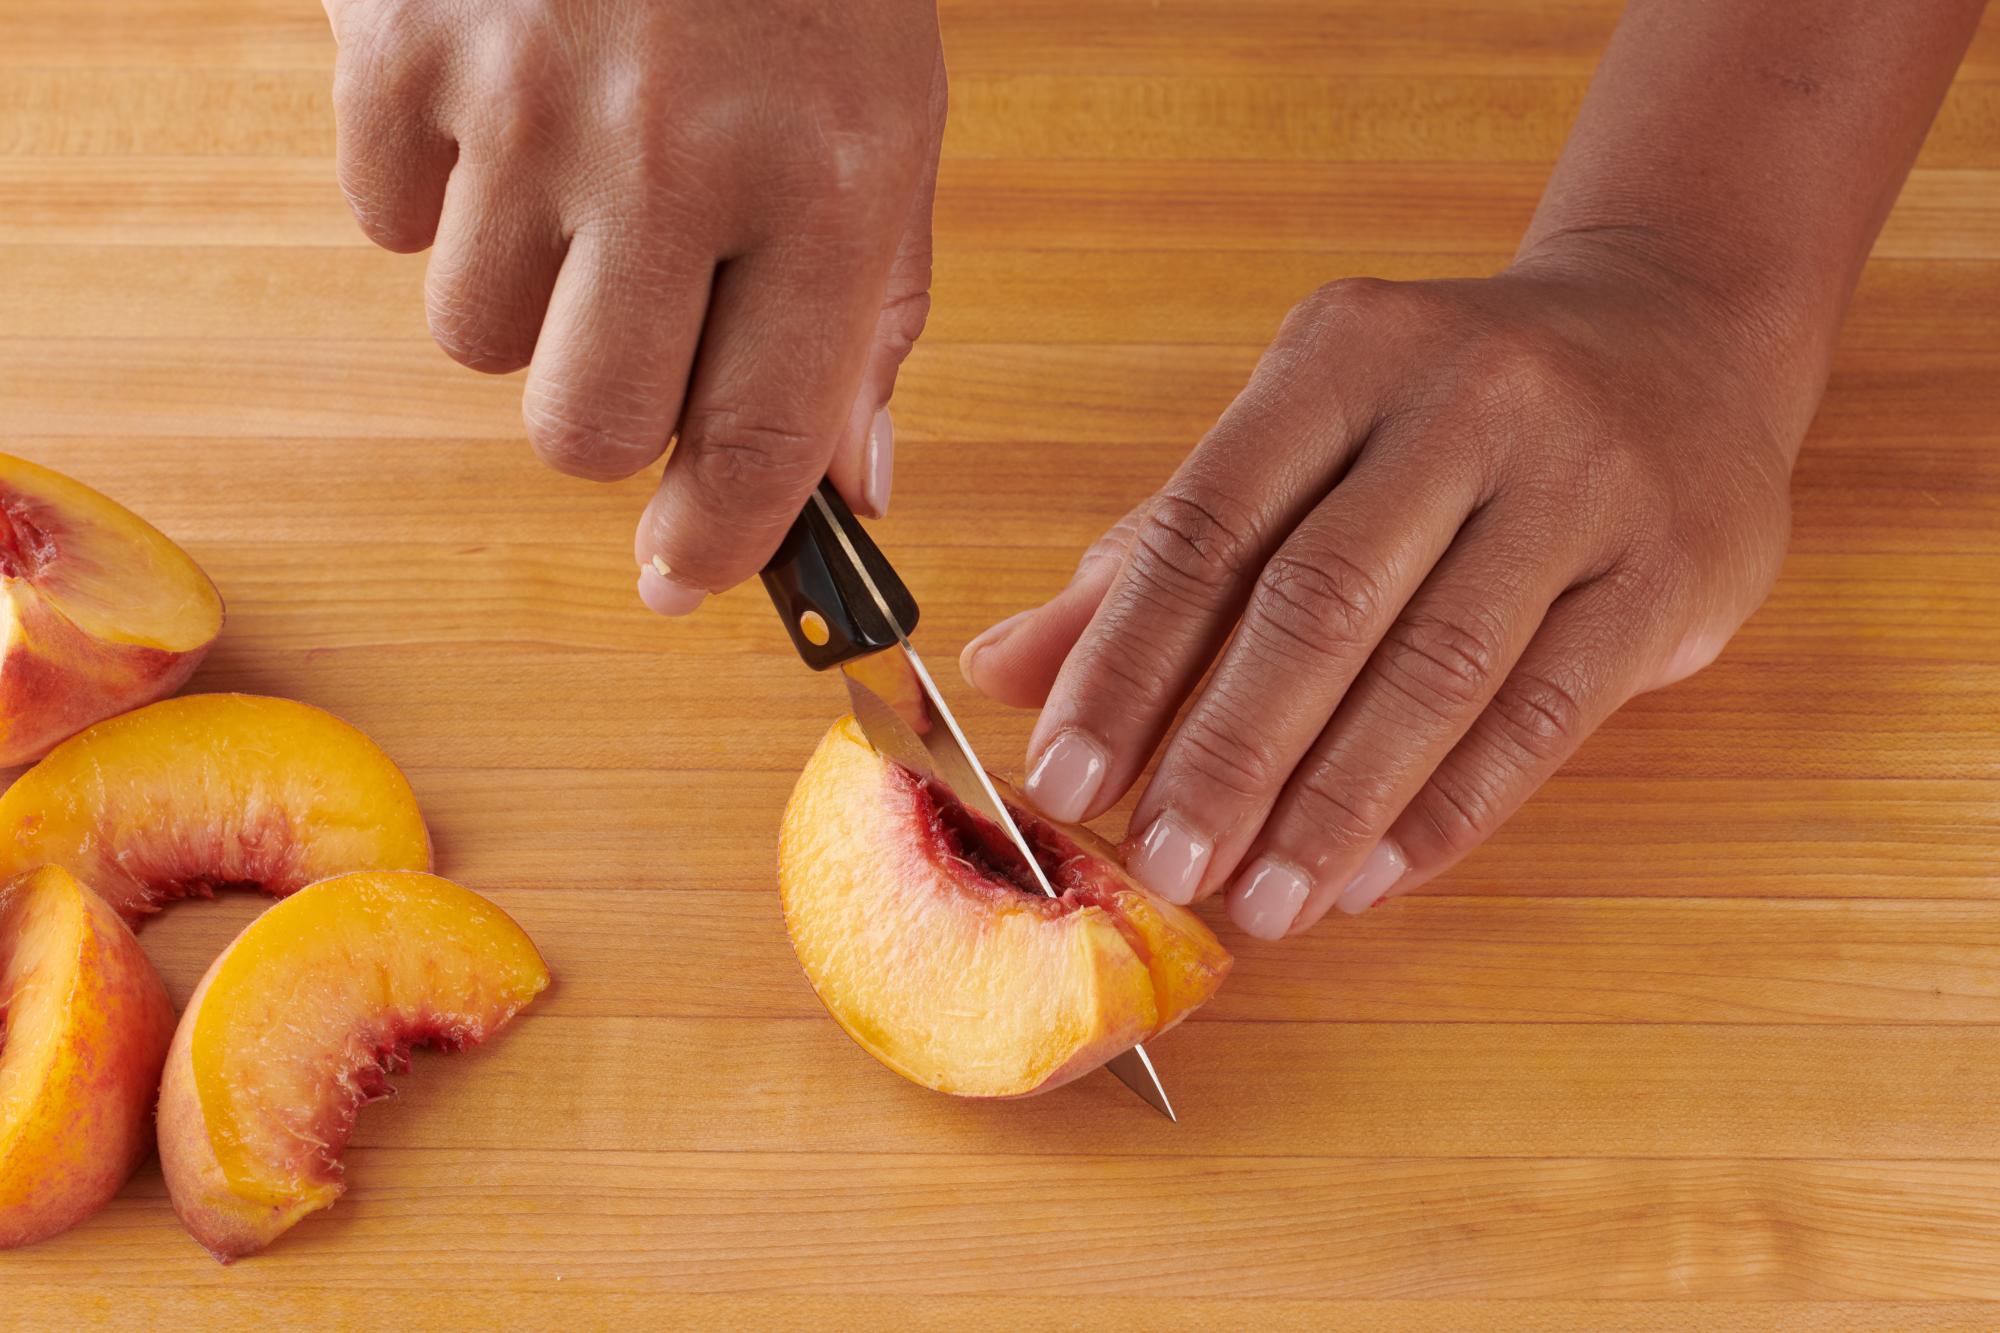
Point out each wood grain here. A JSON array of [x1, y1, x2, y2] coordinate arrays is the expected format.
[[1, 0, 1997, 1327]]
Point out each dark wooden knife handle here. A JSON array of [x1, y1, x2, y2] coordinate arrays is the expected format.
[[759, 481, 921, 671]]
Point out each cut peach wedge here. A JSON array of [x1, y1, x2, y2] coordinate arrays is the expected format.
[[0, 452, 224, 767], [0, 693, 433, 925], [0, 866, 176, 1250], [157, 871, 550, 1262], [780, 716, 1231, 1099]]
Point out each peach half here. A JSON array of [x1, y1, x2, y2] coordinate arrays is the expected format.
[[0, 866, 176, 1250], [157, 871, 550, 1261], [0, 452, 224, 767], [780, 716, 1231, 1099], [0, 693, 433, 925]]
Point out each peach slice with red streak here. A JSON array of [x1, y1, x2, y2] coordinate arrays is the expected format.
[[0, 452, 223, 767], [780, 716, 1231, 1098], [0, 866, 176, 1250], [0, 693, 433, 925], [157, 870, 550, 1262]]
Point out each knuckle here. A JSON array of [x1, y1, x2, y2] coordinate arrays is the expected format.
[[339, 182, 434, 253], [874, 287, 933, 364], [1304, 276, 1398, 323], [1285, 766, 1396, 855], [1077, 513, 1141, 576], [803, 120, 919, 219], [1411, 769, 1503, 857], [427, 289, 535, 374], [1130, 490, 1263, 603], [1173, 702, 1291, 803], [471, 30, 564, 154], [1281, 276, 1405, 350], [430, 322, 533, 375], [681, 408, 828, 502], [1073, 637, 1181, 720], [521, 395, 661, 480], [1462, 325, 1577, 418], [1376, 609, 1509, 719], [1584, 437, 1659, 510], [1485, 670, 1587, 764], [1246, 548, 1385, 663]]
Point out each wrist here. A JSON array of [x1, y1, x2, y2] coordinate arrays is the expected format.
[[1506, 223, 1831, 450]]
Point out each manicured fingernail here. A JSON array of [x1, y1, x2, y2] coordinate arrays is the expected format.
[[637, 562, 706, 617], [1333, 840, 1409, 916], [1228, 856, 1313, 940], [1127, 813, 1211, 905], [1023, 730, 1108, 823], [863, 408, 894, 518]]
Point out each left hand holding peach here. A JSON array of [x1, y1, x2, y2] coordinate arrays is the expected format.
[[962, 257, 1802, 939]]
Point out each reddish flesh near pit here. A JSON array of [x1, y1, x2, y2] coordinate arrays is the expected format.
[[66, 801, 310, 922], [902, 766, 1159, 968], [300, 1017, 486, 1184], [0, 489, 59, 582]]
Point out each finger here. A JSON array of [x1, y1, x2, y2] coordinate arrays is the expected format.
[[634, 220, 913, 602], [826, 52, 946, 520], [1225, 502, 1585, 940], [520, 225, 712, 492], [1381, 575, 1659, 900], [1119, 443, 1482, 906], [959, 515, 1139, 709], [1015, 344, 1388, 825], [425, 167, 566, 373], [329, 18, 455, 253]]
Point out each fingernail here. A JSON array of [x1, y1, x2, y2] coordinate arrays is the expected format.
[[1023, 730, 1108, 823], [1333, 840, 1409, 916], [1228, 856, 1313, 941], [863, 408, 894, 518], [636, 561, 706, 617], [1126, 813, 1211, 905]]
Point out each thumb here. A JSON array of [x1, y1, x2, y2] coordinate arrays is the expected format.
[[826, 54, 945, 520], [959, 507, 1143, 709]]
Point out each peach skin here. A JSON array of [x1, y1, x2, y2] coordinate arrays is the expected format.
[[0, 866, 176, 1250], [0, 452, 223, 767]]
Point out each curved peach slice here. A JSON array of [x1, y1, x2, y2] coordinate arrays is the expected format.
[[0, 693, 433, 925], [0, 452, 224, 766], [780, 716, 1231, 1099], [0, 866, 176, 1249], [157, 871, 550, 1261]]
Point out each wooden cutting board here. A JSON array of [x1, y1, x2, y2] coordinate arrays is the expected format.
[[2, 1, 1998, 1326]]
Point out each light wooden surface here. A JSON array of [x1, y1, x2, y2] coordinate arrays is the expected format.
[[2, 1, 1998, 1327]]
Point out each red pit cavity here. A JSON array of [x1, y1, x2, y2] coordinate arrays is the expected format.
[[904, 766, 1089, 899]]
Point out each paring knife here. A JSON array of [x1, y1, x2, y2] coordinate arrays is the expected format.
[[760, 480, 1176, 1121]]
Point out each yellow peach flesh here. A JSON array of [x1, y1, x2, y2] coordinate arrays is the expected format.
[[0, 693, 433, 924], [157, 871, 550, 1261], [0, 453, 223, 766], [0, 866, 176, 1249], [780, 716, 1231, 1098]]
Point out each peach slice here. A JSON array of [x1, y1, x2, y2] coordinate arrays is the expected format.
[[0, 452, 224, 767], [157, 870, 550, 1261], [0, 693, 433, 925], [0, 866, 176, 1249], [780, 715, 1231, 1099]]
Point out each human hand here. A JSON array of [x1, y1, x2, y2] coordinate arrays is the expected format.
[[323, 0, 946, 611], [961, 252, 1800, 938]]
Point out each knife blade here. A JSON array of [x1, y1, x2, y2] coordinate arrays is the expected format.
[[764, 483, 1177, 1120]]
